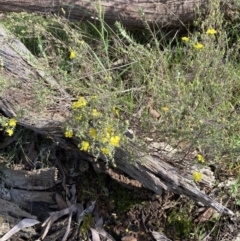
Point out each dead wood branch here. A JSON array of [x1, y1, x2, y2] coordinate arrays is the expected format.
[[0, 164, 57, 190], [0, 0, 209, 29]]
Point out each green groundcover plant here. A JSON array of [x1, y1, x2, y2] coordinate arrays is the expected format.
[[0, 0, 239, 176]]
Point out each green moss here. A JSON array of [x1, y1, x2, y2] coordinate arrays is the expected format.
[[78, 172, 143, 214], [165, 208, 220, 240], [110, 185, 142, 214], [166, 209, 193, 239], [80, 214, 94, 236]]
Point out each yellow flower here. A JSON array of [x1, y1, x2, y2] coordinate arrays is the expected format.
[[101, 147, 110, 155], [9, 118, 17, 127], [194, 43, 204, 50], [181, 36, 190, 42], [92, 109, 99, 117], [197, 154, 205, 163], [6, 128, 13, 136], [101, 131, 110, 144], [72, 102, 80, 109], [69, 50, 76, 59], [72, 97, 87, 109], [78, 97, 87, 105], [65, 129, 73, 138], [91, 95, 97, 100], [89, 128, 97, 139], [162, 106, 169, 112], [113, 107, 119, 117], [193, 171, 202, 182], [206, 28, 217, 35], [79, 141, 90, 151], [106, 125, 113, 135], [110, 135, 121, 147], [75, 115, 82, 120]]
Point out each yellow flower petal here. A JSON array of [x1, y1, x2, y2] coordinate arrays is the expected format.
[[75, 115, 82, 120], [9, 118, 17, 127], [101, 147, 110, 155], [162, 106, 169, 112], [79, 141, 90, 151], [106, 125, 113, 135], [65, 129, 73, 138], [71, 97, 87, 109], [89, 128, 97, 139], [197, 154, 205, 163], [92, 109, 99, 117], [193, 171, 202, 182], [113, 107, 119, 117], [109, 135, 121, 147], [6, 128, 13, 136], [181, 36, 190, 42], [104, 75, 112, 81], [206, 28, 217, 35], [194, 43, 204, 50], [69, 50, 76, 59]]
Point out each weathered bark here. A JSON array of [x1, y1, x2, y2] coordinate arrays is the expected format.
[[0, 0, 209, 29], [0, 24, 72, 136], [0, 164, 57, 191], [0, 24, 234, 216], [0, 165, 56, 236], [0, 164, 57, 204]]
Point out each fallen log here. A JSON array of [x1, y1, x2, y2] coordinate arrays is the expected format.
[[0, 23, 234, 217], [0, 164, 57, 191], [0, 164, 56, 217], [0, 0, 207, 29], [0, 0, 235, 29], [0, 164, 57, 237]]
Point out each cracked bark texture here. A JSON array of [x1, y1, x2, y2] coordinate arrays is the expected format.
[[0, 0, 209, 29]]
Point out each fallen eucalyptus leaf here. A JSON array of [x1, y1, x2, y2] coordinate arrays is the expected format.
[[77, 200, 96, 223], [40, 203, 79, 240], [151, 231, 172, 241], [96, 227, 116, 241], [55, 192, 68, 210], [90, 228, 101, 241], [95, 216, 103, 229], [62, 210, 73, 241], [0, 218, 40, 241]]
